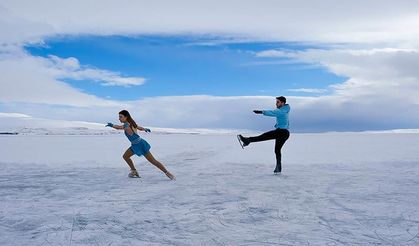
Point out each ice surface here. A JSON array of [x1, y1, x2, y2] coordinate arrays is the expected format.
[[1, 132, 419, 245]]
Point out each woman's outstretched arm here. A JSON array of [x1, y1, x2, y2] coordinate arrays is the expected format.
[[106, 123, 124, 130], [136, 126, 151, 132], [112, 125, 124, 130]]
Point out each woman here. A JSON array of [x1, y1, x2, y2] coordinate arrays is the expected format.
[[106, 110, 175, 180]]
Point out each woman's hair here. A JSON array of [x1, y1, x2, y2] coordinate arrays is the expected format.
[[119, 110, 138, 129]]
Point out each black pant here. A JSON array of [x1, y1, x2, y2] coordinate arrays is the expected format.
[[248, 129, 290, 172]]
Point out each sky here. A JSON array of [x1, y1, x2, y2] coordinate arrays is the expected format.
[[25, 36, 341, 99], [1, 0, 419, 132]]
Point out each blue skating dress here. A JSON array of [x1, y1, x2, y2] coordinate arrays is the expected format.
[[123, 122, 151, 157]]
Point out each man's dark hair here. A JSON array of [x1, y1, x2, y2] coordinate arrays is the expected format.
[[276, 96, 286, 103]]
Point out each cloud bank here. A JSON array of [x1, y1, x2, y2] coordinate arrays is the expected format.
[[1, 1, 419, 131]]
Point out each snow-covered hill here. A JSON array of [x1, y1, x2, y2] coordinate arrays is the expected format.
[[0, 113, 245, 136]]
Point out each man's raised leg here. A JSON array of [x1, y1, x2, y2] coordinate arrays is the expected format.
[[248, 129, 279, 143]]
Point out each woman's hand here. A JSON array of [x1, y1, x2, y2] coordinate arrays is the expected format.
[[137, 126, 151, 132], [105, 122, 114, 127]]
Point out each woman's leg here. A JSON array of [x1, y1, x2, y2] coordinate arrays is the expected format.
[[123, 148, 136, 171], [144, 151, 175, 180]]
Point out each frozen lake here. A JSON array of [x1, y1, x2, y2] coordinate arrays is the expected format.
[[1, 132, 419, 245]]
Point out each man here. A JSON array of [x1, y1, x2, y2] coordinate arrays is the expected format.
[[238, 96, 290, 174]]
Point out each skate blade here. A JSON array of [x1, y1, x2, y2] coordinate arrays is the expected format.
[[128, 175, 141, 178], [236, 135, 244, 149]]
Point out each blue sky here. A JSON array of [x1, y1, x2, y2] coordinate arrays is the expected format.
[[1, 1, 419, 132], [26, 35, 345, 100]]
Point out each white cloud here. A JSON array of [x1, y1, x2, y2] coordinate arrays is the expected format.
[[1, 1, 419, 47], [254, 47, 419, 130], [288, 88, 328, 94], [0, 112, 31, 118], [0, 46, 129, 107], [0, 95, 293, 131], [256, 50, 298, 58], [2, 91, 419, 132], [46, 55, 146, 87]]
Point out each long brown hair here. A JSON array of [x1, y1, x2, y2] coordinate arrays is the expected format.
[[119, 110, 138, 129]]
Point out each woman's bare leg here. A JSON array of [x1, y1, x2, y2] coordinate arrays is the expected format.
[[123, 148, 136, 171], [144, 151, 175, 180]]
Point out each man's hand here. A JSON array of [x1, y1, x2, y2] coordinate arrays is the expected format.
[[253, 110, 263, 114]]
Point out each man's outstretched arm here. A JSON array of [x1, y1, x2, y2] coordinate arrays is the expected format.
[[261, 104, 290, 117]]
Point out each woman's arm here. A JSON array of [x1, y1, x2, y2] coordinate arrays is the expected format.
[[112, 125, 124, 130], [106, 123, 124, 130], [137, 126, 151, 132]]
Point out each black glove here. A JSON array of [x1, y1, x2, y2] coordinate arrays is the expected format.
[[253, 110, 263, 114]]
